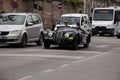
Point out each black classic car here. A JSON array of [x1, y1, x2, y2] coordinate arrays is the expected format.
[[43, 26, 91, 50], [43, 13, 92, 50]]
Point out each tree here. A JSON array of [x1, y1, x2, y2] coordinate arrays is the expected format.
[[65, 0, 83, 12]]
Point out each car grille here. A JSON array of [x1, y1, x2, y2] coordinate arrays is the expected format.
[[95, 26, 106, 30], [55, 31, 63, 42], [0, 32, 9, 35]]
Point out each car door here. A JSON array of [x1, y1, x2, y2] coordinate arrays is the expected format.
[[26, 14, 35, 41], [31, 14, 42, 39]]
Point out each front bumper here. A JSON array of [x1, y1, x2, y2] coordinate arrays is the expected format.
[[43, 36, 75, 45], [0, 35, 21, 44], [92, 27, 114, 34]]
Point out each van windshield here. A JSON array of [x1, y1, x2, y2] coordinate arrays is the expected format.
[[58, 17, 80, 25], [93, 9, 113, 21], [0, 15, 26, 25]]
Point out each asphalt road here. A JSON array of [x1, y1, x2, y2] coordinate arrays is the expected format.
[[0, 36, 120, 80]]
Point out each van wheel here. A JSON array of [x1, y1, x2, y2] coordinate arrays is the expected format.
[[20, 34, 27, 48], [36, 34, 42, 46]]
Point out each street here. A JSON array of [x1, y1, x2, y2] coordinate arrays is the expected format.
[[0, 36, 120, 80]]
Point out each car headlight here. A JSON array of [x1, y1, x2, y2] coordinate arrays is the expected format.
[[48, 32, 53, 37], [107, 25, 113, 28], [9, 30, 21, 36], [65, 33, 70, 38]]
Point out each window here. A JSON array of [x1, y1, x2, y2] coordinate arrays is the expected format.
[[0, 15, 25, 25], [32, 14, 41, 24], [26, 15, 33, 24], [115, 11, 120, 21], [81, 17, 84, 26]]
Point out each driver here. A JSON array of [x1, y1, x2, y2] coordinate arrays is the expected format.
[[64, 20, 69, 27]]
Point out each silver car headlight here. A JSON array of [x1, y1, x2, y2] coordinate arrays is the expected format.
[[9, 30, 21, 36], [48, 32, 53, 37]]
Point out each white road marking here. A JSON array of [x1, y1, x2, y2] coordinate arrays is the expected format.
[[61, 64, 70, 68], [43, 69, 54, 73], [0, 54, 85, 59], [17, 75, 33, 80], [19, 49, 102, 54], [94, 45, 108, 48], [72, 52, 111, 64]]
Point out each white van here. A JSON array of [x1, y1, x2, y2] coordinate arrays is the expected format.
[[92, 6, 120, 36], [54, 13, 91, 32], [0, 13, 43, 47]]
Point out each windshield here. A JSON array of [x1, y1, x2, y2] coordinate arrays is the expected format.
[[0, 14, 26, 25], [58, 17, 80, 25], [93, 9, 113, 21]]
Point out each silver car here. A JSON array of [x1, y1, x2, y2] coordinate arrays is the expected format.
[[0, 13, 44, 47]]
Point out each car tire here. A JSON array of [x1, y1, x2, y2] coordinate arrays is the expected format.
[[20, 34, 27, 48], [36, 33, 42, 46], [44, 41, 50, 49], [72, 36, 78, 50], [117, 35, 120, 39], [83, 43, 89, 48], [83, 35, 90, 48]]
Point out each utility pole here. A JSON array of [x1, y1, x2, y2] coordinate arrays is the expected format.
[[51, 0, 54, 24], [84, 0, 87, 14], [107, 0, 111, 7]]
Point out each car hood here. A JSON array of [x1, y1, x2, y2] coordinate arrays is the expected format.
[[0, 25, 23, 31], [57, 27, 77, 33]]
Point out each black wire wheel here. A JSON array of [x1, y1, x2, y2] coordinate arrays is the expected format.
[[44, 41, 50, 49], [72, 36, 78, 50]]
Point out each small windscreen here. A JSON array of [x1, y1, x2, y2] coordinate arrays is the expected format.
[[93, 9, 113, 21]]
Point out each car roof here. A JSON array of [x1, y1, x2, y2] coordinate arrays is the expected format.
[[1, 12, 37, 16], [61, 13, 88, 17]]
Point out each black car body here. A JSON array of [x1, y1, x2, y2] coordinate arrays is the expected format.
[[43, 26, 91, 50]]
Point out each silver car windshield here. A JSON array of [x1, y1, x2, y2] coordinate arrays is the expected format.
[[0, 15, 26, 25], [58, 17, 80, 25]]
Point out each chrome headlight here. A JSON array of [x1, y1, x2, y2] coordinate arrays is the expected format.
[[65, 33, 70, 38], [9, 30, 21, 36], [48, 32, 53, 37]]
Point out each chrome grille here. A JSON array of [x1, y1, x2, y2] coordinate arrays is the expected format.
[[55, 31, 63, 42]]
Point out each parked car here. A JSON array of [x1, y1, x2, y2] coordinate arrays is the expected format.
[[0, 13, 44, 47], [43, 13, 92, 50]]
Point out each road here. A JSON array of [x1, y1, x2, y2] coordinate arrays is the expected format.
[[0, 36, 120, 80]]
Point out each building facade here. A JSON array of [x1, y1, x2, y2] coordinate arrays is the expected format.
[[0, 0, 33, 13]]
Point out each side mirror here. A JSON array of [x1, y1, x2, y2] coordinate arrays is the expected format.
[[26, 22, 33, 26]]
